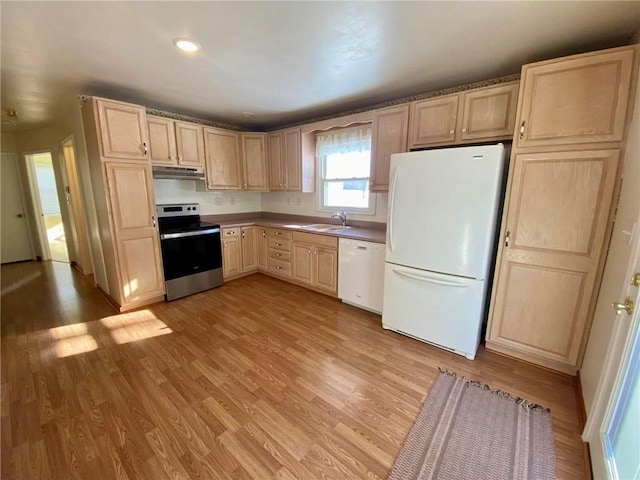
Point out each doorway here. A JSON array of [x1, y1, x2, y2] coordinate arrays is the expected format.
[[25, 152, 69, 263], [1, 153, 34, 263]]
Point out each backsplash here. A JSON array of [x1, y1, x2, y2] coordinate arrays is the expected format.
[[153, 179, 389, 223], [261, 191, 388, 223], [153, 179, 262, 215]]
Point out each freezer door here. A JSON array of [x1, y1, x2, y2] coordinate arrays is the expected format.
[[386, 144, 504, 280], [382, 263, 486, 359]]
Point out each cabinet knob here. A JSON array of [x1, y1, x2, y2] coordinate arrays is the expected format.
[[244, 183, 247, 188], [178, 155, 182, 161], [143, 142, 148, 154], [461, 128, 467, 133], [449, 129, 454, 135], [169, 155, 173, 160]]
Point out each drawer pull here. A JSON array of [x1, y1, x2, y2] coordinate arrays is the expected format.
[[275, 266, 283, 270], [275, 243, 282, 246], [275, 253, 282, 257], [275, 232, 282, 235]]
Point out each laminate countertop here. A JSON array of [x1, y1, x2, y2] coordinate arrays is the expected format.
[[201, 213, 386, 244]]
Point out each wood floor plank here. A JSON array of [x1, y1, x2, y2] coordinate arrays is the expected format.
[[1, 262, 588, 479]]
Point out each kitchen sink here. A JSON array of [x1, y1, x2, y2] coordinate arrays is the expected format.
[[303, 224, 351, 232]]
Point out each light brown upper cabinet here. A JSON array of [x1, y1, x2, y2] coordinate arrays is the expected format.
[[268, 128, 310, 192], [147, 115, 176, 165], [267, 132, 284, 190], [409, 95, 459, 148], [408, 81, 519, 149], [175, 121, 206, 167], [96, 98, 149, 161], [516, 48, 634, 148], [370, 105, 409, 192], [486, 45, 638, 374], [104, 162, 165, 304], [458, 83, 518, 143], [240, 133, 268, 191], [204, 127, 243, 190], [147, 116, 205, 167]]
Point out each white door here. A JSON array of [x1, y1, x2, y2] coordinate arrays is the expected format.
[[1, 153, 33, 263], [581, 64, 640, 478], [598, 267, 640, 480], [386, 144, 504, 279], [382, 263, 486, 359]]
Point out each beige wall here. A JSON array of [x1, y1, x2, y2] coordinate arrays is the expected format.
[[50, 101, 104, 285], [1, 132, 18, 152]]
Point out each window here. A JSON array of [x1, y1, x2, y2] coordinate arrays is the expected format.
[[316, 124, 374, 214]]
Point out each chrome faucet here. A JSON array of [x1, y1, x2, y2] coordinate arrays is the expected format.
[[331, 210, 348, 226]]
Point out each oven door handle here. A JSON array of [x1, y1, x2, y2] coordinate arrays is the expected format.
[[160, 228, 220, 240]]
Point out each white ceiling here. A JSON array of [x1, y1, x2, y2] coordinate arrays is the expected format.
[[1, 2, 639, 132]]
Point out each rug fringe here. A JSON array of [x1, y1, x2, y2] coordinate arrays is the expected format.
[[437, 367, 551, 413]]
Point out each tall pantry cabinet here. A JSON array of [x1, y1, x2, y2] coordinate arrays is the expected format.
[[82, 97, 165, 312], [486, 46, 638, 374]]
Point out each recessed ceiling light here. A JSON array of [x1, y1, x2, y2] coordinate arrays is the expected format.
[[241, 112, 255, 118], [173, 38, 201, 53]]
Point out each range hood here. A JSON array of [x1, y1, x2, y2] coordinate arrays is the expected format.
[[152, 165, 205, 180]]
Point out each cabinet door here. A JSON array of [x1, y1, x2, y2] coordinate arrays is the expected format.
[[292, 243, 313, 285], [241, 226, 259, 271], [314, 247, 338, 294], [267, 132, 284, 190], [517, 48, 634, 148], [370, 105, 409, 192], [222, 237, 242, 278], [258, 228, 268, 270], [241, 134, 268, 191], [175, 121, 205, 167], [96, 99, 149, 161], [147, 116, 177, 165], [283, 128, 301, 191], [486, 150, 619, 372], [104, 162, 164, 304], [459, 83, 519, 143], [408, 95, 459, 148], [204, 128, 242, 190]]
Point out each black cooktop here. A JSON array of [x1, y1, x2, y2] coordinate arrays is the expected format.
[[158, 215, 219, 235]]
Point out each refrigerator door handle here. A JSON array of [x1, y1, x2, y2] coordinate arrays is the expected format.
[[392, 268, 470, 288], [388, 166, 400, 253]]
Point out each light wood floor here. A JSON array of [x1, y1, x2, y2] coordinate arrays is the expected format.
[[1, 261, 586, 479]]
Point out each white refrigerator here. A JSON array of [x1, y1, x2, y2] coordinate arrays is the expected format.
[[382, 144, 505, 360]]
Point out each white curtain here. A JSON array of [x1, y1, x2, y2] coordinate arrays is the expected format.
[[316, 124, 372, 157]]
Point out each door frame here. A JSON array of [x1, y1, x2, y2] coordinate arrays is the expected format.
[[583, 208, 640, 474], [1, 152, 36, 261], [61, 134, 93, 275]]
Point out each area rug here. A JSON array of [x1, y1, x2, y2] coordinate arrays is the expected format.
[[388, 370, 556, 480]]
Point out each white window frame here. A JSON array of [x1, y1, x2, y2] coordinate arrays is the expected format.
[[316, 124, 375, 215]]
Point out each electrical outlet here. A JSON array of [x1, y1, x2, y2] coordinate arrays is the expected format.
[[214, 197, 223, 206]]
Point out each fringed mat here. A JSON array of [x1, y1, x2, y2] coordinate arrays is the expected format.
[[388, 370, 556, 480]]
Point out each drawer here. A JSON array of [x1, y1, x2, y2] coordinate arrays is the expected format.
[[268, 238, 291, 252], [268, 258, 292, 277], [269, 249, 291, 263], [267, 228, 292, 240], [222, 228, 240, 238], [292, 231, 338, 249]]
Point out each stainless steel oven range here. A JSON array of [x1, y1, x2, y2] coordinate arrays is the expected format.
[[157, 203, 223, 301]]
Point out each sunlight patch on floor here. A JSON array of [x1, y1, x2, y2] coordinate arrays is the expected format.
[[100, 309, 172, 345]]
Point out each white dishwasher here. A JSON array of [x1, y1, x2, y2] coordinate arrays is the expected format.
[[338, 238, 386, 314]]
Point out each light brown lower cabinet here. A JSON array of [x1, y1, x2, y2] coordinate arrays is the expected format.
[[257, 227, 268, 270], [291, 232, 338, 295], [485, 149, 620, 374], [222, 226, 260, 278]]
